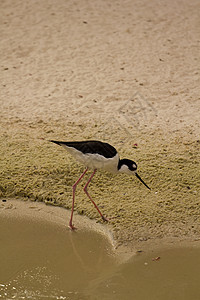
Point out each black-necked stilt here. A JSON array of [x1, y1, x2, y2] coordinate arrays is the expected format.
[[50, 140, 150, 230]]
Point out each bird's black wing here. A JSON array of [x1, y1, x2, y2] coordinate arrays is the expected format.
[[50, 140, 117, 158]]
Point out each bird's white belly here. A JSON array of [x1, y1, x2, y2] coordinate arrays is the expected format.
[[62, 145, 119, 173]]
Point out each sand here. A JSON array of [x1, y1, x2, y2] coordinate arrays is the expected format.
[[0, 0, 200, 249]]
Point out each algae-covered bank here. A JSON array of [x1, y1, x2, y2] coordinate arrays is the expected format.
[[0, 119, 199, 249], [0, 0, 200, 250]]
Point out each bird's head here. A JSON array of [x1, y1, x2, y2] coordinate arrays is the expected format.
[[118, 159, 151, 190]]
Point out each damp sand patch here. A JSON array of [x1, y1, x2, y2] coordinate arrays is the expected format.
[[1, 198, 200, 253], [0, 198, 133, 259]]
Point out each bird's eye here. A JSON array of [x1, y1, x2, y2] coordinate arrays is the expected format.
[[132, 164, 137, 170]]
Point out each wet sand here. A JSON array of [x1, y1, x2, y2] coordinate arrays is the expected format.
[[1, 199, 200, 254], [0, 199, 117, 249], [0, 0, 200, 249]]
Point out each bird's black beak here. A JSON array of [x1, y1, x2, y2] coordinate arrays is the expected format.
[[135, 173, 151, 190]]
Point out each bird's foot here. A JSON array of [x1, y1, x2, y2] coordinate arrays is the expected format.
[[102, 215, 109, 222], [68, 223, 77, 230]]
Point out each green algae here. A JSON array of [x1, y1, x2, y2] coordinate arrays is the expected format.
[[0, 120, 199, 246]]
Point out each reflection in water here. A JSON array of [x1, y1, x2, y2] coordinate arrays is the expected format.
[[0, 216, 200, 300], [0, 216, 115, 299]]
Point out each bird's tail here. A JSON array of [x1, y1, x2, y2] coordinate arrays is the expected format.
[[49, 140, 64, 146]]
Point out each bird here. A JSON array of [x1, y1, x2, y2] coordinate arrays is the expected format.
[[50, 140, 150, 230]]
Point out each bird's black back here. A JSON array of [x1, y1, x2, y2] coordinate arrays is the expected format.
[[50, 140, 117, 159]]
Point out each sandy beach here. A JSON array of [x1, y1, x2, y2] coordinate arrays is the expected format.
[[0, 0, 200, 250]]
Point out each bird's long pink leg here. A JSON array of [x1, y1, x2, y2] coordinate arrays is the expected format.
[[69, 168, 88, 230], [83, 169, 109, 222]]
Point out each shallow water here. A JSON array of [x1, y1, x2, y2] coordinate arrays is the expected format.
[[0, 216, 200, 300]]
